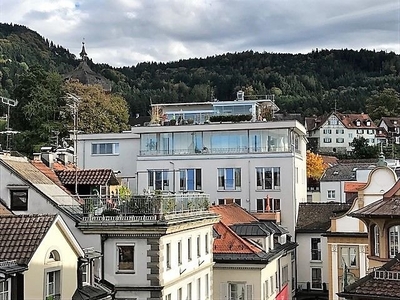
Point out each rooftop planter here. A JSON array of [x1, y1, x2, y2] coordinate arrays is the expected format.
[[209, 114, 252, 123]]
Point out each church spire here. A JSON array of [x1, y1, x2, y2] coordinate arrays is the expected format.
[[79, 40, 87, 61]]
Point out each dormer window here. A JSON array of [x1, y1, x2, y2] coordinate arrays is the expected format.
[[356, 120, 361, 127], [366, 120, 371, 126]]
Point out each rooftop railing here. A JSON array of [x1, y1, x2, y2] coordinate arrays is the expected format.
[[65, 193, 211, 223]]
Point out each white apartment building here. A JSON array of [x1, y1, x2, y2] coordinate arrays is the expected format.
[[305, 112, 377, 153]]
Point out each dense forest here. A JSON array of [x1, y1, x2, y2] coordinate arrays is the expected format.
[[1, 23, 400, 155]]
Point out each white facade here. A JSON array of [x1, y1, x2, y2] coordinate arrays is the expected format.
[[320, 181, 344, 203], [132, 120, 307, 236], [296, 234, 329, 291], [77, 132, 140, 193], [308, 113, 377, 153]]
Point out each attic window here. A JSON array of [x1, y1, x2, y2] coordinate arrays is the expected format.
[[394, 120, 398, 125], [366, 120, 371, 126], [356, 120, 361, 126], [48, 250, 60, 262]]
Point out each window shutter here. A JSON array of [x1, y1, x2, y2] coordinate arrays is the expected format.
[[220, 283, 228, 299], [246, 284, 253, 300]]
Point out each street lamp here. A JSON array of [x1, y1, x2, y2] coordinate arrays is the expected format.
[[65, 93, 80, 195]]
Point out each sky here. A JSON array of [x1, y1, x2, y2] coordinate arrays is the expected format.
[[1, 0, 400, 67]]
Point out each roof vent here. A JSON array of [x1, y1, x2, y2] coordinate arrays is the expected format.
[[333, 171, 339, 175]]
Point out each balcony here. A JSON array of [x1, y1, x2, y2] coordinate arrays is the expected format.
[[251, 210, 281, 223], [60, 193, 211, 224]]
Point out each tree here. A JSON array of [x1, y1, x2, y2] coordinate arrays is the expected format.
[[350, 137, 379, 159], [64, 82, 130, 134], [306, 150, 325, 179], [366, 88, 400, 122]]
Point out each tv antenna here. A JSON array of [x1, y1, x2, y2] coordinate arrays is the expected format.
[[0, 96, 19, 151]]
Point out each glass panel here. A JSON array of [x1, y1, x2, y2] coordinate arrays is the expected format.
[[225, 168, 234, 190], [235, 168, 241, 188], [218, 169, 224, 188], [179, 170, 186, 190], [196, 169, 202, 190], [187, 169, 195, 190], [118, 246, 134, 270]]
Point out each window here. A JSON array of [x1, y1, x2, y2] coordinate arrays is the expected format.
[[256, 167, 280, 190], [389, 225, 400, 258], [336, 138, 344, 143], [336, 129, 344, 134], [197, 278, 201, 300], [264, 280, 269, 299], [82, 263, 89, 286], [327, 190, 335, 199], [46, 270, 60, 300], [177, 288, 182, 300], [205, 234, 209, 254], [282, 265, 289, 284], [356, 120, 361, 127], [311, 238, 321, 260], [197, 236, 201, 257], [91, 143, 119, 155], [178, 241, 182, 265], [341, 246, 358, 268], [10, 190, 28, 211], [205, 274, 209, 299], [367, 129, 374, 134], [188, 238, 192, 261], [323, 129, 332, 134], [148, 170, 170, 191], [228, 283, 247, 300], [356, 129, 363, 134], [0, 280, 9, 300], [218, 168, 241, 190], [117, 245, 135, 272], [187, 282, 192, 300], [323, 138, 332, 143], [166, 243, 171, 269], [218, 198, 241, 205], [256, 198, 280, 212], [374, 225, 380, 256], [165, 293, 171, 300], [349, 133, 353, 138], [180, 169, 202, 191], [311, 268, 322, 289], [270, 276, 274, 294]]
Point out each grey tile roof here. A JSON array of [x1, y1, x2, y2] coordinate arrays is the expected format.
[[321, 163, 374, 182], [230, 223, 273, 236], [0, 214, 56, 265], [296, 202, 351, 232]]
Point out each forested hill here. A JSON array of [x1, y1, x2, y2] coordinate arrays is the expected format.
[[1, 22, 400, 118]]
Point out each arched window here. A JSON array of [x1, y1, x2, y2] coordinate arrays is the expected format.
[[373, 225, 380, 256], [48, 250, 60, 262], [389, 225, 400, 258]]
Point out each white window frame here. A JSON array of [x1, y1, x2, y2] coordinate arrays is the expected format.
[[389, 225, 400, 258], [374, 225, 380, 256], [218, 168, 241, 190], [179, 168, 202, 191], [0, 279, 10, 300], [311, 238, 321, 261], [256, 167, 281, 190], [166, 243, 171, 270], [91, 142, 119, 155], [227, 282, 253, 300], [340, 246, 358, 268], [336, 138, 344, 143], [311, 267, 322, 289], [187, 282, 192, 300], [188, 237, 192, 261], [323, 138, 332, 143], [177, 240, 182, 266], [45, 269, 61, 300], [116, 244, 135, 273], [205, 233, 209, 255], [327, 190, 335, 199]]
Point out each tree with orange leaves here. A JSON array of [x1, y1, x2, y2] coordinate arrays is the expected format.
[[306, 150, 325, 179]]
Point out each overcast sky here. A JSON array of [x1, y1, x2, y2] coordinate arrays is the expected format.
[[1, 0, 399, 67]]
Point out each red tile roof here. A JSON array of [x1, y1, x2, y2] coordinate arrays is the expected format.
[[213, 222, 262, 254], [0, 202, 12, 216], [210, 203, 258, 226], [56, 169, 119, 185], [31, 160, 71, 194], [344, 182, 366, 193], [0, 214, 56, 265]]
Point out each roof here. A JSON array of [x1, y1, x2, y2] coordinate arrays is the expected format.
[[31, 160, 72, 194], [321, 155, 339, 168], [296, 202, 351, 232], [230, 223, 273, 236], [209, 203, 258, 225], [305, 112, 377, 131], [379, 117, 400, 130], [64, 61, 112, 92], [56, 169, 119, 186], [338, 253, 400, 299], [0, 214, 56, 265], [0, 155, 81, 206], [344, 182, 366, 193], [72, 285, 111, 300], [321, 163, 373, 182], [0, 200, 12, 216]]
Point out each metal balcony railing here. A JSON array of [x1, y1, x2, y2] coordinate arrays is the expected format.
[[67, 193, 210, 222]]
